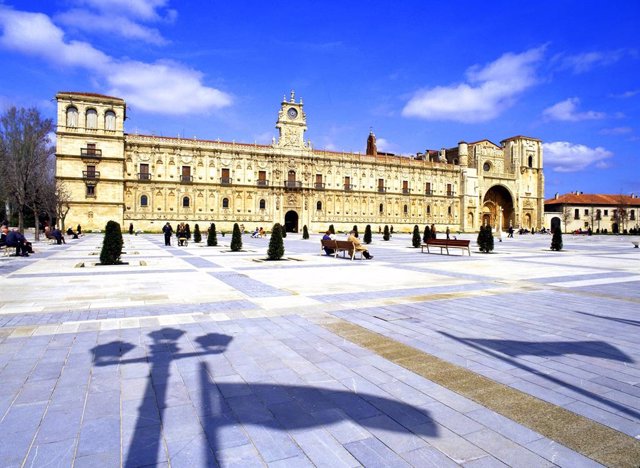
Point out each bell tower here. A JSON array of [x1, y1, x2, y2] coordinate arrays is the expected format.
[[276, 90, 308, 148]]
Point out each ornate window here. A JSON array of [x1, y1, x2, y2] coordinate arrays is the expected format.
[[427, 205, 431, 215], [316, 201, 322, 211], [86, 109, 97, 129], [259, 199, 266, 210], [222, 197, 229, 209], [483, 161, 491, 172], [528, 155, 533, 168], [140, 195, 148, 206], [105, 110, 116, 131], [66, 106, 78, 127], [403, 204, 408, 214], [379, 203, 384, 214]]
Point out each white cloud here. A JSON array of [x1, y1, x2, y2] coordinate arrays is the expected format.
[[402, 47, 544, 123], [599, 127, 633, 136], [73, 0, 173, 21], [543, 141, 613, 172], [542, 98, 605, 122], [0, 7, 231, 115], [56, 9, 168, 46], [610, 89, 639, 99], [558, 50, 626, 74]]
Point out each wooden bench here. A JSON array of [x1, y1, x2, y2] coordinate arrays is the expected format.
[[421, 238, 471, 256], [320, 239, 363, 260]]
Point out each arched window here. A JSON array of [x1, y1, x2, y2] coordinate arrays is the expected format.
[[140, 195, 148, 206], [448, 206, 452, 215], [316, 201, 322, 211], [403, 204, 408, 215], [66, 106, 78, 127], [86, 109, 97, 129], [182, 196, 190, 207], [379, 203, 384, 214], [105, 110, 116, 131], [528, 155, 533, 168], [259, 199, 266, 210], [427, 205, 431, 215], [222, 198, 229, 209]]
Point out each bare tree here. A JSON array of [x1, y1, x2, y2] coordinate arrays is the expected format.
[[560, 206, 572, 233], [615, 195, 629, 233], [0, 107, 54, 233]]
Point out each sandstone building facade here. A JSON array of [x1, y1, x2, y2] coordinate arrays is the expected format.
[[55, 91, 545, 233]]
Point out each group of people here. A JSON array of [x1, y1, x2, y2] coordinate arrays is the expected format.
[[43, 223, 82, 244], [162, 222, 193, 246], [250, 227, 266, 238], [322, 230, 374, 260], [1, 223, 34, 257]]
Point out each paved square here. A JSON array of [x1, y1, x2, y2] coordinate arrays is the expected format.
[[1, 231, 639, 467]]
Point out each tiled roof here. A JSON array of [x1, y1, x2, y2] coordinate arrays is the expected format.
[[545, 193, 640, 206], [56, 92, 125, 102]]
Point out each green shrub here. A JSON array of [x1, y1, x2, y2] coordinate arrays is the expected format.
[[352, 225, 359, 238], [364, 224, 372, 244], [302, 225, 309, 239], [329, 224, 335, 235], [412, 225, 421, 248], [193, 224, 202, 243], [383, 225, 390, 241], [477, 225, 494, 253], [268, 223, 285, 260], [423, 225, 431, 243], [207, 223, 217, 246], [231, 223, 242, 251], [551, 228, 563, 251], [100, 220, 123, 265]]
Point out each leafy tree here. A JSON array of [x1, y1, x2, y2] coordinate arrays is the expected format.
[[268, 223, 285, 260], [302, 225, 309, 239], [383, 225, 390, 241], [352, 225, 359, 237], [207, 223, 218, 246], [423, 225, 431, 243], [231, 223, 242, 251], [329, 224, 335, 235], [477, 225, 494, 253], [0, 107, 55, 233], [551, 227, 563, 251], [364, 224, 372, 244], [412, 225, 421, 248], [100, 220, 123, 265], [193, 224, 202, 243]]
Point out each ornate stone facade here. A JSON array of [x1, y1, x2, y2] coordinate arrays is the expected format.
[[55, 91, 544, 233]]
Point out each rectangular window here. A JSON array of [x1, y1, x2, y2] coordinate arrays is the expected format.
[[86, 185, 95, 197], [604, 210, 608, 216], [425, 182, 432, 194], [315, 174, 324, 189], [574, 209, 580, 220], [181, 166, 191, 183], [447, 184, 453, 196], [86, 165, 96, 177], [631, 210, 636, 221], [584, 209, 589, 216], [221, 168, 231, 185], [344, 176, 351, 190], [257, 170, 267, 187], [378, 178, 385, 192], [86, 143, 96, 154], [139, 163, 150, 180]]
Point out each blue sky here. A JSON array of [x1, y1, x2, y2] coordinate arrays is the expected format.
[[0, 1, 638, 196]]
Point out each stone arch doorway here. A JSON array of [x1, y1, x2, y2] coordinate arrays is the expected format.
[[482, 185, 514, 231], [284, 210, 299, 233]]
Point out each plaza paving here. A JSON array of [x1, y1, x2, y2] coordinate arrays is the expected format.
[[0, 230, 639, 467]]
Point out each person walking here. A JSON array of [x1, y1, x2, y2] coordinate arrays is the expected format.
[[162, 222, 173, 246]]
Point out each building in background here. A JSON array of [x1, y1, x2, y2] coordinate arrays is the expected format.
[[55, 91, 544, 233], [545, 192, 640, 233]]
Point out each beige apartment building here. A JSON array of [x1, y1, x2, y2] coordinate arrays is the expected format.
[[545, 192, 640, 233], [55, 91, 545, 233]]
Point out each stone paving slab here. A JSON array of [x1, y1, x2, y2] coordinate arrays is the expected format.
[[1, 232, 639, 466]]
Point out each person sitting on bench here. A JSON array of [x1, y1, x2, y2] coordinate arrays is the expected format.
[[322, 230, 335, 256], [347, 230, 373, 260]]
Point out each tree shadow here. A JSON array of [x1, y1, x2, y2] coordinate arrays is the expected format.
[[91, 328, 437, 467], [574, 310, 640, 328], [438, 331, 640, 421]]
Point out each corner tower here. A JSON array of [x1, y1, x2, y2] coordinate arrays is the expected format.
[[55, 92, 126, 231], [275, 90, 308, 148]]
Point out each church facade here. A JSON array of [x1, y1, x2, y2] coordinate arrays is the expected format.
[[55, 91, 545, 233]]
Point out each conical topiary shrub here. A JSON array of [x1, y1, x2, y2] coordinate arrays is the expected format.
[[364, 224, 372, 244], [477, 225, 494, 253], [352, 225, 359, 238], [231, 223, 243, 251], [302, 225, 309, 239], [268, 223, 285, 260], [551, 227, 563, 251], [412, 225, 421, 248], [383, 225, 390, 241], [329, 224, 335, 235], [423, 225, 431, 244], [193, 224, 202, 243], [207, 223, 217, 246], [100, 220, 123, 265]]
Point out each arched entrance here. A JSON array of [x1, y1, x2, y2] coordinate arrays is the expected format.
[[482, 186, 514, 231], [284, 210, 298, 233]]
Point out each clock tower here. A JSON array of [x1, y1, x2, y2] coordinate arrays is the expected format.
[[276, 90, 308, 148]]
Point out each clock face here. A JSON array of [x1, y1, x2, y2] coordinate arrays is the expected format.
[[287, 107, 298, 119]]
